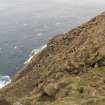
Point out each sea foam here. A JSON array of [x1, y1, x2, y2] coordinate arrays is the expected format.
[[24, 44, 47, 64], [0, 75, 11, 88]]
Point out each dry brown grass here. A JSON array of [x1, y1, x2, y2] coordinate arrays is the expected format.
[[1, 12, 105, 105]]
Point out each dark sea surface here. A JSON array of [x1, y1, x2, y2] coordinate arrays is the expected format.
[[0, 0, 105, 76]]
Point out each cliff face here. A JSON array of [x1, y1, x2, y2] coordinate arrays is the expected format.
[[1, 12, 105, 105]]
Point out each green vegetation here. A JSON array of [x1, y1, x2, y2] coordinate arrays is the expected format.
[[32, 67, 105, 105]]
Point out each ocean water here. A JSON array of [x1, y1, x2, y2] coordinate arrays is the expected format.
[[0, 0, 105, 88]]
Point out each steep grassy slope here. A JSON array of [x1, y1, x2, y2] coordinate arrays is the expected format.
[[33, 67, 105, 105], [1, 12, 105, 105]]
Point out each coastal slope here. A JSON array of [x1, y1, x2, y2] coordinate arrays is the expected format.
[[1, 12, 105, 105]]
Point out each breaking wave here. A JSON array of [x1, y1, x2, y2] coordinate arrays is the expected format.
[[24, 44, 47, 64], [0, 75, 11, 88]]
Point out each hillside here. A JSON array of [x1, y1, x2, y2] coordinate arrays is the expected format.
[[1, 12, 105, 105]]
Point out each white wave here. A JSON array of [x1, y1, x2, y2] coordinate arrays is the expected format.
[[0, 75, 11, 88], [36, 33, 43, 36], [14, 46, 17, 49], [24, 44, 47, 64]]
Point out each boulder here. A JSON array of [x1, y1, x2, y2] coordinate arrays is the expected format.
[[43, 83, 58, 97]]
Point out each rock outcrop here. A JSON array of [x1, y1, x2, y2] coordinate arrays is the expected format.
[[1, 12, 105, 105]]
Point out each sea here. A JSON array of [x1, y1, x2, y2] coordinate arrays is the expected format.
[[0, 0, 105, 88]]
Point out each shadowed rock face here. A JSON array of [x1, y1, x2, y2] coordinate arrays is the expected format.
[[1, 12, 105, 105], [0, 99, 11, 105]]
